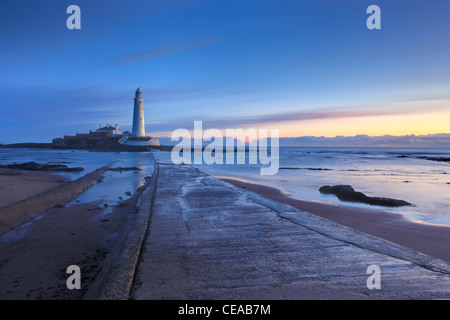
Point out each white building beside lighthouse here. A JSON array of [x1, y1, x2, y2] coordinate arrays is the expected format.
[[119, 87, 160, 147]]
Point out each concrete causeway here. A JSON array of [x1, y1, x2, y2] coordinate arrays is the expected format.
[[129, 163, 450, 300]]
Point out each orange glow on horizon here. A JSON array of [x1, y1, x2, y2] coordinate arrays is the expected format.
[[275, 110, 450, 138], [151, 109, 450, 139]]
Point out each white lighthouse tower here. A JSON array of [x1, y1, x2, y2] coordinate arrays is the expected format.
[[119, 87, 160, 147], [132, 87, 145, 137]]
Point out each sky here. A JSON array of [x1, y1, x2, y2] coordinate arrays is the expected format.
[[0, 0, 449, 143]]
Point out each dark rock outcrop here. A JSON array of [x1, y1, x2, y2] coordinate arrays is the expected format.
[[417, 157, 450, 163], [319, 185, 413, 207], [280, 167, 332, 171], [0, 142, 156, 152], [0, 161, 84, 172], [108, 167, 141, 172]]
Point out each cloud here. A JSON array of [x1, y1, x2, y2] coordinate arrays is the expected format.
[[118, 38, 220, 65], [392, 93, 450, 103], [227, 102, 450, 128], [0, 84, 131, 125], [146, 102, 450, 134]]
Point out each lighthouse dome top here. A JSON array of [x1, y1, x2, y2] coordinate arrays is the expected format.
[[135, 87, 142, 99]]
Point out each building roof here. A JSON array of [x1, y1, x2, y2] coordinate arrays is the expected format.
[[97, 125, 116, 131]]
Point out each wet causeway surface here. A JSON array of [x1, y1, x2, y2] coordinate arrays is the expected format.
[[130, 164, 450, 300]]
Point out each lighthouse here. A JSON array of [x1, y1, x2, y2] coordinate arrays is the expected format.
[[118, 87, 160, 147], [132, 87, 145, 137]]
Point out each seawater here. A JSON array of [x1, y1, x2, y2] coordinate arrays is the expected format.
[[154, 146, 450, 226], [2, 147, 450, 226], [0, 148, 155, 206]]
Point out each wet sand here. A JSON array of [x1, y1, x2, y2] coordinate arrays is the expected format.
[[0, 168, 66, 207], [220, 178, 450, 264], [0, 199, 142, 299], [0, 167, 110, 236], [0, 168, 144, 299]]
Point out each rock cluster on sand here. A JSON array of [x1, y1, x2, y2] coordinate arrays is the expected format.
[[108, 167, 141, 172], [0, 161, 83, 172], [417, 156, 450, 163], [319, 185, 413, 207]]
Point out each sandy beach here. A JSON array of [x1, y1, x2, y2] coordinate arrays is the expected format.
[[220, 178, 450, 264], [0, 166, 113, 236], [0, 167, 146, 299], [0, 168, 67, 207]]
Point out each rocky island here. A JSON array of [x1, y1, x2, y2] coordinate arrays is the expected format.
[[319, 184, 413, 207], [0, 161, 84, 172]]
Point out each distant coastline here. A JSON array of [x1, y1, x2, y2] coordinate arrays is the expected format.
[[0, 142, 255, 153], [3, 132, 450, 151], [155, 133, 450, 149]]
